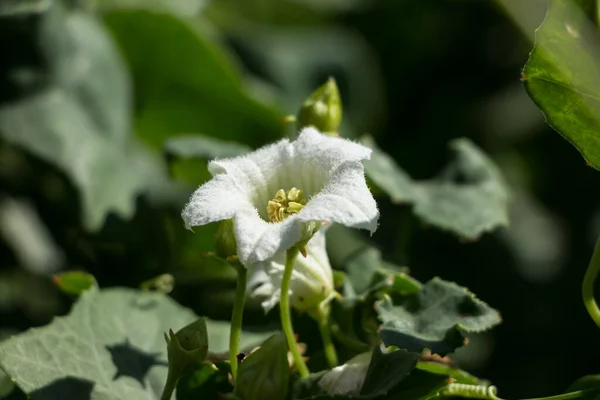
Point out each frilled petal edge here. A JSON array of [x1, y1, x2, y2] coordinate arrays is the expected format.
[[181, 174, 251, 229]]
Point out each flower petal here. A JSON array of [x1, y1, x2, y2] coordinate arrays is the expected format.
[[208, 138, 293, 209], [181, 174, 251, 229], [295, 127, 372, 170], [247, 231, 333, 312], [299, 161, 379, 233]]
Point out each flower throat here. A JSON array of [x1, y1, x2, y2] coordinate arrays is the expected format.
[[267, 187, 306, 222]]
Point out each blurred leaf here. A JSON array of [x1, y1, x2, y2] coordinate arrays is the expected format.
[[376, 278, 501, 356], [0, 287, 270, 399], [362, 136, 509, 240], [0, 0, 50, 15], [522, 0, 600, 169], [229, 27, 385, 136], [164, 134, 251, 160], [234, 333, 290, 400], [361, 135, 418, 204], [52, 271, 97, 296], [95, 0, 207, 18], [0, 2, 178, 231], [103, 10, 283, 149], [360, 347, 419, 397]]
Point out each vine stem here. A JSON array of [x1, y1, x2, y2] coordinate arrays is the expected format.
[[229, 266, 247, 380], [315, 307, 338, 368], [160, 372, 177, 400], [281, 247, 310, 377], [583, 238, 600, 329]]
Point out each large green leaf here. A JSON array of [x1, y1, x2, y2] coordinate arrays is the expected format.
[[362, 136, 509, 240], [360, 347, 419, 397], [522, 0, 600, 168], [0, 2, 177, 230], [0, 287, 271, 400], [103, 10, 283, 149], [376, 278, 501, 356]]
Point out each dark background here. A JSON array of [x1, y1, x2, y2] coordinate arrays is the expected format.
[[1, 0, 598, 397]]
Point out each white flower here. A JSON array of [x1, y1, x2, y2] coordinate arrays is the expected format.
[[247, 230, 333, 312], [181, 127, 379, 266]]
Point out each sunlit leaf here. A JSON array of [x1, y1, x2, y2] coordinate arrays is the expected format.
[[523, 0, 600, 168], [362, 136, 509, 240], [376, 278, 501, 356], [0, 287, 271, 400]]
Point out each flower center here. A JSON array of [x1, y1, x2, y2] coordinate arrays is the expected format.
[[266, 187, 306, 223]]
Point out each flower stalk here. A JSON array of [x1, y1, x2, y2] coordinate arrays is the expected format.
[[230, 264, 247, 380], [583, 237, 600, 329], [280, 246, 310, 377], [314, 306, 338, 368]]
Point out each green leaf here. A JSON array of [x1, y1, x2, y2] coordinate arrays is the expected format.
[[362, 136, 509, 240], [522, 0, 600, 169], [416, 362, 480, 385], [566, 375, 600, 400], [234, 333, 290, 400], [361, 135, 418, 204], [176, 361, 232, 400], [52, 271, 98, 296], [0, 287, 270, 399], [345, 246, 420, 298], [376, 278, 501, 356], [386, 369, 449, 400], [103, 10, 283, 149], [360, 347, 419, 397], [164, 134, 251, 160], [0, 368, 15, 398], [0, 2, 177, 230]]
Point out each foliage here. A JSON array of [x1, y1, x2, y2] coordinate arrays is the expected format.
[[2, 0, 600, 399]]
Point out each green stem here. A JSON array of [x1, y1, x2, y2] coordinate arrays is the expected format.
[[583, 238, 600, 329], [230, 266, 247, 380], [316, 309, 338, 368], [160, 372, 178, 400], [280, 247, 310, 377]]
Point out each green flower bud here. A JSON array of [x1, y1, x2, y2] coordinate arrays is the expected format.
[[297, 78, 342, 135], [164, 318, 209, 378], [234, 333, 290, 400], [215, 219, 237, 258]]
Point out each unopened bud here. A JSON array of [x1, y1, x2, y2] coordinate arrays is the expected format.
[[297, 78, 342, 135], [164, 318, 209, 379], [215, 219, 237, 258]]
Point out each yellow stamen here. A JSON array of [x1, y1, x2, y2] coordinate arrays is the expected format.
[[267, 187, 307, 222]]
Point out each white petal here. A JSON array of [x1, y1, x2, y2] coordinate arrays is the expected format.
[[299, 161, 379, 233], [247, 231, 333, 313], [181, 174, 251, 229], [295, 127, 372, 169], [208, 138, 293, 213]]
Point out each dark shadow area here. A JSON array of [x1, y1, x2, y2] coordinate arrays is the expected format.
[[29, 377, 94, 400], [106, 339, 167, 388]]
